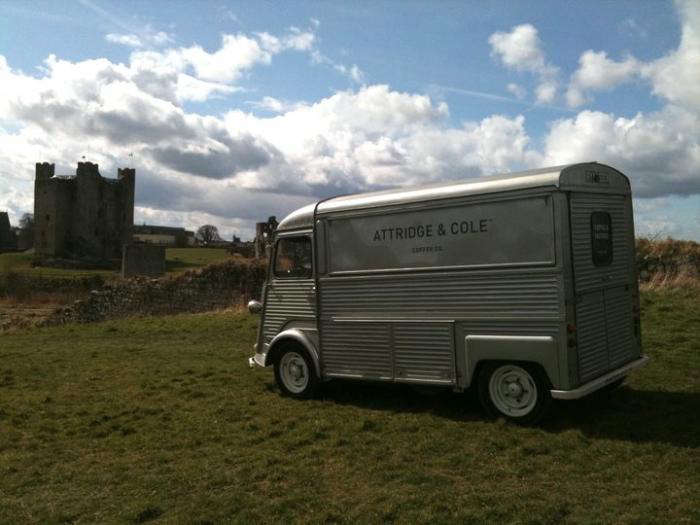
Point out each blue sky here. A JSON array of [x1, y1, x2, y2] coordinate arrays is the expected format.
[[1, 0, 698, 239]]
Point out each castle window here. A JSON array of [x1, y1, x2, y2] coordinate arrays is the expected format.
[[46, 214, 50, 221]]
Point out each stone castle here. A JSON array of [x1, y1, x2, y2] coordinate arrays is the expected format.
[[34, 162, 135, 261]]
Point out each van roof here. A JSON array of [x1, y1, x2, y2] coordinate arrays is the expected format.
[[277, 162, 627, 231]]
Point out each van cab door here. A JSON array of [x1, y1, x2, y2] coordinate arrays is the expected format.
[[259, 233, 316, 348]]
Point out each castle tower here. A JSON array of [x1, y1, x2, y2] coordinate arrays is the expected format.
[[34, 162, 66, 257], [33, 161, 136, 261]]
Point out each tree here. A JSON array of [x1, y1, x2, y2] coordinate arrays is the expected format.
[[18, 213, 34, 249], [19, 213, 34, 230], [195, 224, 222, 245]]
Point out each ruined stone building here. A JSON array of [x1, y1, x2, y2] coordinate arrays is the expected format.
[[254, 216, 278, 259], [34, 162, 135, 261], [0, 211, 17, 252], [132, 224, 194, 247]]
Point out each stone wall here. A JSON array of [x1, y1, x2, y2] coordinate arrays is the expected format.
[[45, 259, 267, 325], [636, 238, 699, 281], [122, 244, 166, 277]]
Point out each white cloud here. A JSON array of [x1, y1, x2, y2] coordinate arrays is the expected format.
[[566, 51, 639, 107], [488, 24, 559, 104], [247, 96, 306, 113], [620, 18, 648, 39], [334, 63, 365, 84], [2, 3, 699, 240], [174, 34, 272, 84], [105, 25, 174, 49], [543, 107, 700, 197], [311, 49, 367, 84], [641, 0, 700, 111], [489, 24, 547, 71], [105, 33, 143, 48], [565, 1, 700, 110], [507, 83, 526, 99], [223, 86, 535, 193], [284, 27, 315, 51]]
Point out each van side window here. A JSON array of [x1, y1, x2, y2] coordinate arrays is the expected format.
[[274, 236, 312, 278], [591, 212, 613, 266]]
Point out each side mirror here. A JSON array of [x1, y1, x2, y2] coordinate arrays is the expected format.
[[247, 300, 263, 314]]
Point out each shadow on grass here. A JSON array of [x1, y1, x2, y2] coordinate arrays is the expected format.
[[313, 380, 699, 448], [315, 379, 483, 422], [544, 387, 700, 448]]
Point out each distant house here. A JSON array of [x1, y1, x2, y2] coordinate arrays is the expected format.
[[132, 225, 194, 247]]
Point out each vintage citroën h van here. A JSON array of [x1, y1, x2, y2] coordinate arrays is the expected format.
[[247, 162, 648, 423]]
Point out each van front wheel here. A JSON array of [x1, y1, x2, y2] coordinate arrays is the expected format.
[[478, 362, 551, 424], [274, 345, 318, 398]]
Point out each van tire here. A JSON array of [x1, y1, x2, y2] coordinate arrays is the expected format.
[[477, 362, 552, 425], [273, 344, 318, 398]]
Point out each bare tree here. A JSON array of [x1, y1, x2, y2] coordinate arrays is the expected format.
[[18, 213, 34, 249], [196, 224, 222, 245]]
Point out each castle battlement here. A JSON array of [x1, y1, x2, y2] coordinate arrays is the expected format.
[[35, 162, 55, 180]]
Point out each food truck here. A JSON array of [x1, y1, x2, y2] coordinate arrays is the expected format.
[[247, 162, 648, 423]]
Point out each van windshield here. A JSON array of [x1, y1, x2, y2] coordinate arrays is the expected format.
[[274, 236, 312, 278]]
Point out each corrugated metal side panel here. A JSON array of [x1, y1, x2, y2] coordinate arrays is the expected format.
[[319, 270, 562, 383], [570, 193, 632, 292], [322, 322, 392, 379], [570, 192, 637, 383], [261, 280, 315, 343], [575, 290, 609, 382], [605, 286, 636, 368], [320, 271, 562, 318], [393, 323, 454, 383]]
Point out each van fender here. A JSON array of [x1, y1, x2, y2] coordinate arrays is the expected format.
[[463, 335, 559, 389], [265, 328, 321, 378]]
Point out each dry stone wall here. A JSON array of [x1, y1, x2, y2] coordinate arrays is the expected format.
[[636, 238, 699, 281], [45, 259, 267, 325]]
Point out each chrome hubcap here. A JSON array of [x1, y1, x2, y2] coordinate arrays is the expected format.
[[279, 351, 308, 394], [489, 365, 538, 417]]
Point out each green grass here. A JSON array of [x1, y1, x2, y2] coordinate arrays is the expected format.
[[164, 247, 234, 274], [0, 290, 698, 523], [0, 252, 114, 279], [0, 248, 233, 279]]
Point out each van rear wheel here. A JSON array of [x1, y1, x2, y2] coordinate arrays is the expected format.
[[274, 345, 318, 398], [478, 362, 551, 424]]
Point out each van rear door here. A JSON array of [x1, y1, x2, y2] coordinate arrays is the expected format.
[[569, 192, 638, 383]]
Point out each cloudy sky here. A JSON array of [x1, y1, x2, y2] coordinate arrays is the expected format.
[[1, 0, 698, 240]]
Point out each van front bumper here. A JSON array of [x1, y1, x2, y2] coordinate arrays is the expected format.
[[550, 356, 649, 400], [248, 352, 267, 369]]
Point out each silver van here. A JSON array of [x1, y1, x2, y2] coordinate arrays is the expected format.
[[247, 162, 648, 423]]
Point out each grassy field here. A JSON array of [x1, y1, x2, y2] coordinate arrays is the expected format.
[[0, 248, 233, 279], [164, 248, 236, 274], [0, 289, 698, 523]]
